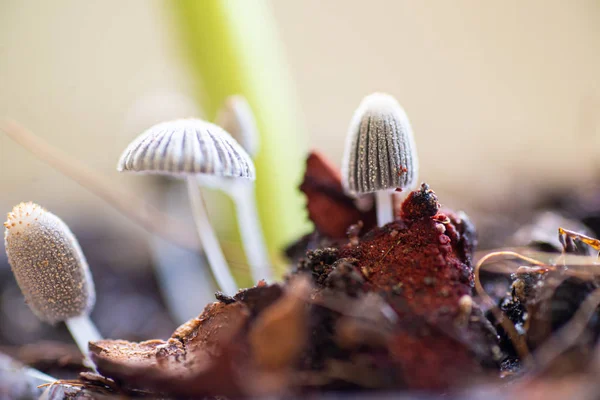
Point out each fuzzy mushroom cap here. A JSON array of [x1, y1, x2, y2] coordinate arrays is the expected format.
[[4, 202, 95, 324], [342, 93, 418, 196], [117, 118, 255, 180]]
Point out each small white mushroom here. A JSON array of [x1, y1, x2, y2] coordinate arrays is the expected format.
[[118, 118, 256, 295], [214, 96, 272, 283], [4, 202, 102, 370], [117, 118, 254, 178], [342, 93, 419, 226]]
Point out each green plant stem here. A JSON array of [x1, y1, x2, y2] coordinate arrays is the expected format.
[[169, 0, 311, 276]]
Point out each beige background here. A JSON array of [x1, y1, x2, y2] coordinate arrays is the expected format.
[[0, 0, 599, 230]]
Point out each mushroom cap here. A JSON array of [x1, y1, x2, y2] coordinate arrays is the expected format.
[[117, 118, 255, 180], [341, 93, 418, 195], [215, 95, 259, 158], [4, 202, 95, 324]]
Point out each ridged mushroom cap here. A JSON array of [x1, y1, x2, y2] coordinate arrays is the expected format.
[[4, 202, 95, 324], [117, 118, 255, 180], [341, 93, 418, 195], [215, 95, 259, 157]]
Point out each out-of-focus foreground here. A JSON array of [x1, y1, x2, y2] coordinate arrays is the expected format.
[[0, 0, 599, 361]]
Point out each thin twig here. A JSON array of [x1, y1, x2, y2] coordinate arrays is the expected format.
[[474, 251, 551, 361], [529, 288, 600, 373], [368, 237, 402, 272], [0, 118, 199, 250]]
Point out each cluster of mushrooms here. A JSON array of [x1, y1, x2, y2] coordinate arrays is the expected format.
[[3, 92, 437, 396]]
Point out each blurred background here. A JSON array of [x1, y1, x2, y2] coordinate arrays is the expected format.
[[0, 0, 599, 349]]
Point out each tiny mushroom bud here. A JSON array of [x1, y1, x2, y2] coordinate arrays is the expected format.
[[4, 202, 101, 369], [342, 93, 419, 226], [118, 118, 256, 295]]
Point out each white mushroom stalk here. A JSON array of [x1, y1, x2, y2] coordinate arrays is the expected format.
[[117, 118, 256, 296], [4, 202, 102, 371], [342, 93, 419, 226], [186, 174, 237, 294], [214, 96, 272, 283]]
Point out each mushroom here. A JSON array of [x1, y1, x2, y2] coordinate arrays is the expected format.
[[4, 202, 102, 370], [212, 96, 272, 282], [117, 118, 255, 295], [341, 93, 419, 226]]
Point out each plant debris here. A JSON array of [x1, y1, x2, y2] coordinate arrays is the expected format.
[[299, 151, 376, 240], [6, 152, 600, 399]]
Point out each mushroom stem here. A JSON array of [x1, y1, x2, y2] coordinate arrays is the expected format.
[[64, 315, 102, 371], [392, 189, 411, 220], [231, 182, 272, 283], [375, 190, 394, 226], [186, 176, 238, 295]]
